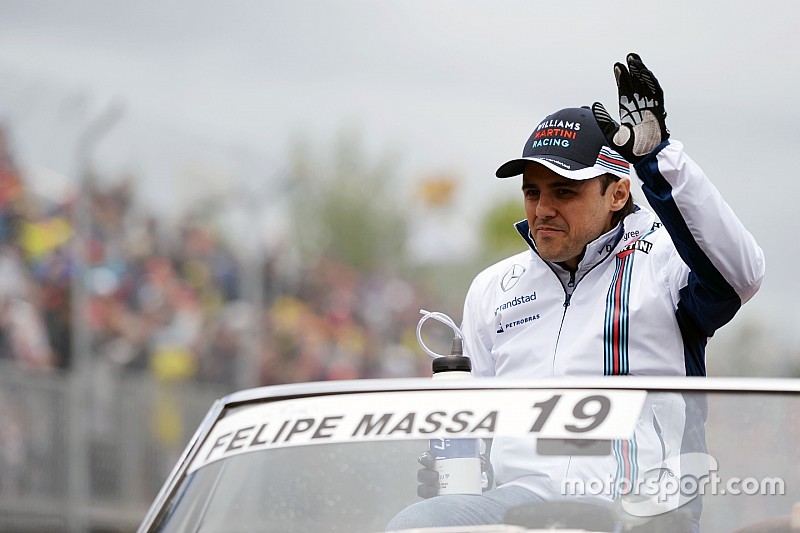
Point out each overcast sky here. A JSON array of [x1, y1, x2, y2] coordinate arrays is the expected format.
[[0, 0, 798, 353]]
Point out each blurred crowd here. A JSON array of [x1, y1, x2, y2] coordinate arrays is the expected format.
[[0, 124, 437, 389]]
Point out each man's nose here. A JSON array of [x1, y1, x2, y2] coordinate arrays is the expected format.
[[535, 194, 557, 218]]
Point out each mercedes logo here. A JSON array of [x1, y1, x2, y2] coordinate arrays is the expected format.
[[501, 264, 526, 292]]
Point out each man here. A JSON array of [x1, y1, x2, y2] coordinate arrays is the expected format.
[[387, 53, 764, 530]]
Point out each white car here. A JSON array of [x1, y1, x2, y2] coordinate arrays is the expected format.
[[138, 377, 800, 533]]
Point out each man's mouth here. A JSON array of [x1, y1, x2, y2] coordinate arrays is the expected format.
[[535, 226, 564, 235]]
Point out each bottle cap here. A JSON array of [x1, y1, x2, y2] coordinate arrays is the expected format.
[[432, 355, 472, 374]]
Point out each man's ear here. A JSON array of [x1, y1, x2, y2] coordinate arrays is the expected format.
[[609, 178, 631, 212]]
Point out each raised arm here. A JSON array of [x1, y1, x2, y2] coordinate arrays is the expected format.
[[592, 53, 765, 369]]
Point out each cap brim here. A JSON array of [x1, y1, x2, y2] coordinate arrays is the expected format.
[[496, 156, 611, 181]]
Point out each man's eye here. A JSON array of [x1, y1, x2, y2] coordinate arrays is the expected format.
[[524, 189, 539, 198], [557, 189, 576, 197]]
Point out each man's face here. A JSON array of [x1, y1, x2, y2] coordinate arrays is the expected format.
[[522, 163, 629, 270]]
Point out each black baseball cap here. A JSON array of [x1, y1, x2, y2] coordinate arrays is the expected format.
[[496, 107, 631, 181]]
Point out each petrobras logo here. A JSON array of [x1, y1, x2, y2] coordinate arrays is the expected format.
[[500, 264, 526, 292], [496, 311, 540, 334]]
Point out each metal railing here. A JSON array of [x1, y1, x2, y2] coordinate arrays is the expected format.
[[0, 361, 227, 532]]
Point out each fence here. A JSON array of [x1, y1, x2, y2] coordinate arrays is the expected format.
[[0, 361, 228, 532]]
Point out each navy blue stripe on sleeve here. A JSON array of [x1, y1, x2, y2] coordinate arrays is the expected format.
[[635, 142, 742, 375]]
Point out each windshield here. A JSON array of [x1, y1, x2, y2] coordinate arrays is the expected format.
[[148, 387, 800, 533]]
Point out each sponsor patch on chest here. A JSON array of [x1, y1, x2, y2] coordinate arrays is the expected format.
[[494, 292, 539, 334], [496, 312, 541, 333]]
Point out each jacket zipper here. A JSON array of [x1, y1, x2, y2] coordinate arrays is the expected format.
[[551, 271, 575, 374], [564, 272, 575, 307], [537, 226, 621, 374]]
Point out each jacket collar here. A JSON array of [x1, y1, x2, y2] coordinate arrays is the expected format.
[[514, 205, 655, 274]]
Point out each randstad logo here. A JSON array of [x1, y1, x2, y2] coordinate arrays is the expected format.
[[494, 293, 536, 315]]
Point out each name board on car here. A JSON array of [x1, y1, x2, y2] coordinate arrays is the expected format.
[[189, 389, 646, 472]]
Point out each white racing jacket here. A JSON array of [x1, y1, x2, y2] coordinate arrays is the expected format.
[[461, 140, 765, 494]]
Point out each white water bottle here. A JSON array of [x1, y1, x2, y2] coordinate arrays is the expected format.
[[429, 339, 482, 495]]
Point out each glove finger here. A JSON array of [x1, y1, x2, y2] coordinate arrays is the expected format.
[[613, 62, 639, 125], [626, 54, 647, 103], [613, 61, 634, 97], [627, 54, 658, 99], [417, 467, 439, 485], [480, 454, 494, 491], [627, 52, 647, 86], [638, 66, 663, 102], [417, 483, 439, 499], [417, 466, 440, 499], [418, 451, 436, 468], [627, 54, 668, 136], [626, 52, 644, 76], [591, 102, 620, 140]]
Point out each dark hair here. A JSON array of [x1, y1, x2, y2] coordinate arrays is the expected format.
[[599, 174, 635, 226]]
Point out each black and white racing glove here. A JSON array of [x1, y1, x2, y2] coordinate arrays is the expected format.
[[416, 450, 494, 499], [592, 53, 670, 163]]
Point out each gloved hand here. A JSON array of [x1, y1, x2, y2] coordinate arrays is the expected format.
[[416, 450, 494, 499], [592, 53, 670, 163]]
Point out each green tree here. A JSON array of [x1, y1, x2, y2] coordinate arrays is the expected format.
[[286, 130, 408, 271], [480, 197, 526, 263]]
